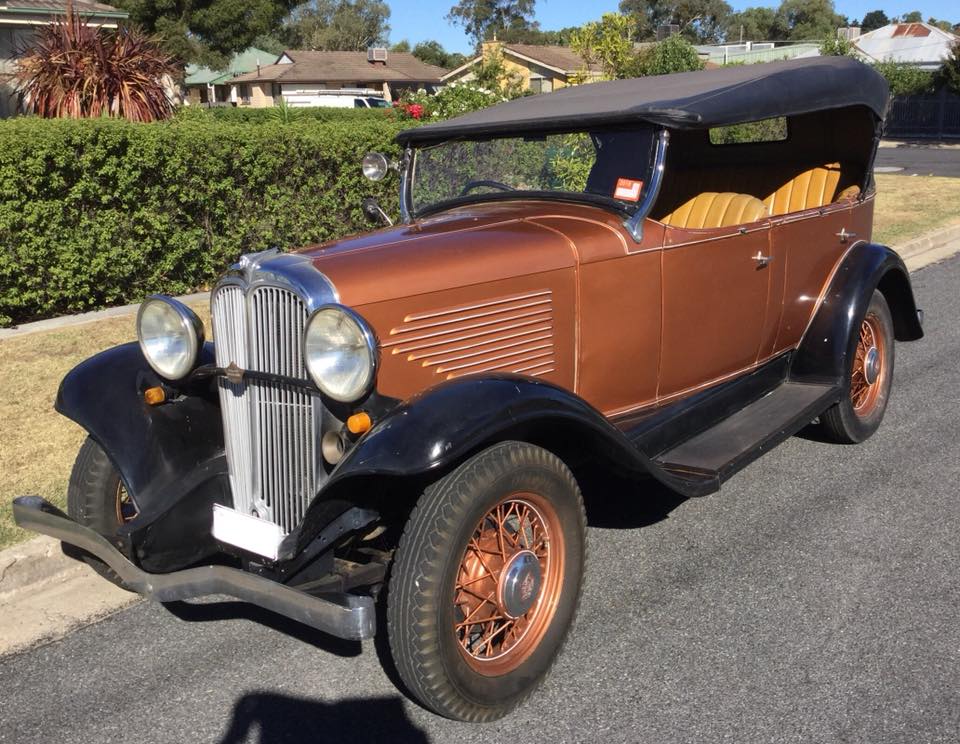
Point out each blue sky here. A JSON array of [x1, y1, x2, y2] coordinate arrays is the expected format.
[[388, 0, 959, 54]]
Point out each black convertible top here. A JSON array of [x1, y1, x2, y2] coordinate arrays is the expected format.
[[397, 57, 888, 145]]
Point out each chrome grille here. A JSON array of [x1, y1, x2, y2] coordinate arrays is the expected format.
[[212, 284, 320, 534]]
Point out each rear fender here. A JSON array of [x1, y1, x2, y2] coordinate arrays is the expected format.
[[791, 242, 922, 385]]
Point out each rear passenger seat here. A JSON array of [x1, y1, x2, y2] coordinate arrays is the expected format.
[[661, 192, 768, 229], [656, 163, 861, 223]]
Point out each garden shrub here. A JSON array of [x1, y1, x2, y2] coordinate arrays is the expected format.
[[0, 116, 408, 325], [176, 105, 395, 124]]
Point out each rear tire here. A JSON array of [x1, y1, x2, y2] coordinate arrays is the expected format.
[[821, 290, 895, 444], [387, 441, 586, 721], [66, 437, 137, 590]]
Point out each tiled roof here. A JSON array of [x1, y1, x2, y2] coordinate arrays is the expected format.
[[231, 51, 445, 84], [185, 47, 278, 86], [502, 44, 599, 73], [1, 0, 127, 14]]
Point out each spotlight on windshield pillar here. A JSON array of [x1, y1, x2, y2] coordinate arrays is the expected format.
[[362, 152, 389, 181]]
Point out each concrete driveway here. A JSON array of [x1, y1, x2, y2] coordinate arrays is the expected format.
[[0, 257, 958, 744]]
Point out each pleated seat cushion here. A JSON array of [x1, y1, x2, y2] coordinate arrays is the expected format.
[[661, 192, 769, 229]]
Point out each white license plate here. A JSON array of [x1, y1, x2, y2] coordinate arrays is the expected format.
[[212, 504, 285, 560]]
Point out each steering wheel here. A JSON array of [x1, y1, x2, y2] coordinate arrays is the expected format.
[[459, 179, 516, 196]]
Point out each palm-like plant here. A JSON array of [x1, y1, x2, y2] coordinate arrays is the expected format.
[[17, 3, 177, 122]]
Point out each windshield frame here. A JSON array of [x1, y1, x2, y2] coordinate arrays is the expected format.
[[400, 126, 669, 242]]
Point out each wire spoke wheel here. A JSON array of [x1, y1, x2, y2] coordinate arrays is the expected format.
[[850, 312, 886, 417], [453, 493, 564, 676], [114, 481, 138, 524]]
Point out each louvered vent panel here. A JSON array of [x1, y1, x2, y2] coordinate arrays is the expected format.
[[385, 290, 556, 379]]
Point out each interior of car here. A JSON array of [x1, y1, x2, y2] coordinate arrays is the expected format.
[[652, 106, 876, 230]]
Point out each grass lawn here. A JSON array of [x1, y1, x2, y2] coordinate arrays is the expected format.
[[1, 174, 958, 551], [0, 304, 210, 550], [874, 174, 960, 246]]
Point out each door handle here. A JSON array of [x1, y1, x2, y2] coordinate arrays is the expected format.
[[752, 251, 772, 267], [836, 228, 857, 243]]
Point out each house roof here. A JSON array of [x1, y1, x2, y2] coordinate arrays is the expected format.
[[442, 43, 599, 81], [400, 57, 889, 145], [853, 22, 958, 68], [0, 0, 127, 15], [231, 51, 445, 85], [185, 47, 277, 86]]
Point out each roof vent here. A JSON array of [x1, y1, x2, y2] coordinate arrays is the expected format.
[[368, 47, 388, 64]]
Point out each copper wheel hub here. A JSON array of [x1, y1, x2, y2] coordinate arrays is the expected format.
[[851, 314, 886, 416], [453, 494, 564, 676]]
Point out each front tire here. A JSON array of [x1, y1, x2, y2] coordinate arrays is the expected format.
[[821, 290, 895, 444], [387, 441, 587, 721], [66, 437, 138, 590]]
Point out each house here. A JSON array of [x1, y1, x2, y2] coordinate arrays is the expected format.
[[227, 48, 446, 107], [852, 22, 958, 70], [185, 47, 276, 106], [442, 41, 603, 93], [0, 0, 128, 117]]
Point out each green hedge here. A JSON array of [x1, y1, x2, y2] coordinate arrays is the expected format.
[[0, 117, 408, 326]]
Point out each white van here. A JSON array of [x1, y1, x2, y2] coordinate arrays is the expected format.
[[280, 87, 392, 109]]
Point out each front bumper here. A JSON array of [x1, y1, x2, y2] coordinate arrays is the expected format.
[[12, 496, 376, 641]]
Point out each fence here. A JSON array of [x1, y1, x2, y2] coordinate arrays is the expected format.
[[885, 89, 960, 139]]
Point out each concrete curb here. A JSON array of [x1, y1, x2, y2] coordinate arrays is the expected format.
[[1, 225, 958, 656], [0, 535, 80, 602], [0, 292, 210, 340]]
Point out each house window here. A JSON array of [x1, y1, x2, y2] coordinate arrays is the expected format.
[[238, 84, 251, 103], [529, 77, 553, 95]]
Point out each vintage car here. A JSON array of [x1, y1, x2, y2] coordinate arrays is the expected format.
[[14, 57, 923, 721]]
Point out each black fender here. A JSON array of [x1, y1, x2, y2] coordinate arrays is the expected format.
[[791, 242, 923, 385], [56, 342, 229, 570], [285, 374, 707, 557]]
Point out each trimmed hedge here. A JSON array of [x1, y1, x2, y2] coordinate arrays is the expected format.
[[179, 106, 397, 124], [0, 116, 408, 326]]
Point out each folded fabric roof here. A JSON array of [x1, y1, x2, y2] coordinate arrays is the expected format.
[[397, 57, 889, 145]]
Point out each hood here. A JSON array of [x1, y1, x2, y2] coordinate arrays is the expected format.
[[295, 203, 583, 308]]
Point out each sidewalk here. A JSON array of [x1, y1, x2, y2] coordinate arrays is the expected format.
[[2, 225, 959, 658]]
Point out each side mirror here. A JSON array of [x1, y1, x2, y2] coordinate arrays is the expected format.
[[361, 197, 393, 226], [362, 152, 390, 181]]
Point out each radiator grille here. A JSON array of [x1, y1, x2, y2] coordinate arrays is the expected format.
[[212, 284, 319, 534]]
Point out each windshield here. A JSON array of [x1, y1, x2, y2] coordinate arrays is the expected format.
[[409, 128, 658, 216]]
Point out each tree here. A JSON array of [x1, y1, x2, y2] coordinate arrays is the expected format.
[[411, 40, 466, 69], [938, 40, 960, 94], [900, 10, 922, 23], [390, 39, 411, 52], [635, 32, 704, 74], [928, 17, 954, 33], [114, 0, 306, 65], [495, 25, 580, 45], [860, 9, 888, 32], [570, 13, 639, 79], [446, 0, 536, 45], [285, 0, 390, 51], [774, 0, 843, 40], [724, 6, 778, 41], [618, 0, 732, 43], [819, 34, 855, 55]]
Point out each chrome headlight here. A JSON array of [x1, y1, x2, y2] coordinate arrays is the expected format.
[[136, 296, 204, 380], [303, 305, 377, 403]]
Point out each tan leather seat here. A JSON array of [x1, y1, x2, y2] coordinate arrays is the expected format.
[[763, 163, 843, 215], [661, 192, 768, 230]]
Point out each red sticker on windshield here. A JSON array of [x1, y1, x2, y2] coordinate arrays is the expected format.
[[614, 178, 643, 202]]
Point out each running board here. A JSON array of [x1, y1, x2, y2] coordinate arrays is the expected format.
[[654, 382, 839, 487]]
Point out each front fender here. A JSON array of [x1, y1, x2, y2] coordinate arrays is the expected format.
[[56, 342, 229, 570], [286, 374, 707, 557], [791, 242, 923, 385]]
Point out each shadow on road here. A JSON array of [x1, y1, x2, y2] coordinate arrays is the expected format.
[[161, 600, 362, 657], [217, 692, 429, 744], [581, 469, 688, 530]]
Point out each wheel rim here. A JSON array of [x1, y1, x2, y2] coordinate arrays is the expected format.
[[453, 492, 565, 676], [114, 481, 138, 524], [851, 313, 886, 417]]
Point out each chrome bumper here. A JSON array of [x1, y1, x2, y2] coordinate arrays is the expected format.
[[12, 495, 376, 641]]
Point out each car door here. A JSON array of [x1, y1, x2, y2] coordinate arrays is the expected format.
[[658, 219, 774, 400]]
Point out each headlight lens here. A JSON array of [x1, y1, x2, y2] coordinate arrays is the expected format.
[[303, 306, 377, 402], [136, 296, 204, 380]]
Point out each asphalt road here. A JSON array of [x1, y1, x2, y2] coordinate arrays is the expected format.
[[2, 257, 959, 744], [875, 145, 960, 177]]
